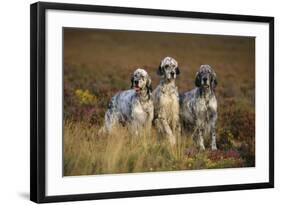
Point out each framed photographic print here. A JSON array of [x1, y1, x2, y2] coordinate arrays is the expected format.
[[30, 1, 274, 203]]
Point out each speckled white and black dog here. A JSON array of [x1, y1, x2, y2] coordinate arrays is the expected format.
[[104, 68, 153, 136], [180, 65, 218, 150], [152, 57, 181, 145]]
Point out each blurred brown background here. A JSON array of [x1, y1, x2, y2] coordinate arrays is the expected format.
[[64, 28, 255, 122]]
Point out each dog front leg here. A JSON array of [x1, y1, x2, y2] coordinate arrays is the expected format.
[[172, 115, 181, 137], [130, 120, 140, 137], [194, 119, 205, 150], [197, 128, 205, 151], [157, 118, 175, 145], [210, 114, 218, 150]]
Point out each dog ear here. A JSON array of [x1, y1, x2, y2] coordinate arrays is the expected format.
[[195, 72, 201, 87], [211, 71, 218, 89], [131, 75, 134, 88], [157, 62, 163, 76], [176, 67, 180, 75], [146, 76, 153, 93]]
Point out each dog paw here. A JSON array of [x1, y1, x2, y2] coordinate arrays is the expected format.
[[211, 145, 217, 151]]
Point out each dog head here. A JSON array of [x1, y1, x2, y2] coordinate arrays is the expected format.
[[131, 68, 152, 94], [157, 56, 180, 82], [195, 64, 217, 91]]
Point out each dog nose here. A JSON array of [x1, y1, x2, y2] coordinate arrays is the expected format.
[[134, 80, 139, 85], [203, 77, 207, 82], [171, 71, 175, 76]]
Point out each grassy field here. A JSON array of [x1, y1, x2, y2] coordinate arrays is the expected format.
[[63, 28, 255, 176]]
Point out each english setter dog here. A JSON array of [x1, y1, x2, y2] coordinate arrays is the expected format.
[[180, 65, 218, 150], [103, 68, 154, 136], [152, 57, 181, 145]]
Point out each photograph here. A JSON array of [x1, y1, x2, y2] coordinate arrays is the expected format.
[[63, 28, 255, 176]]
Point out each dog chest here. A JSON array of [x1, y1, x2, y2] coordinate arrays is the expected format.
[[158, 92, 179, 124], [194, 97, 217, 121], [131, 101, 153, 123]]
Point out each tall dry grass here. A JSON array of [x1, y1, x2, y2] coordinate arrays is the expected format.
[[64, 122, 245, 176], [64, 122, 189, 175]]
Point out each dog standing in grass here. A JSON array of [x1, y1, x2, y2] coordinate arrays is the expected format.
[[152, 57, 181, 145], [103, 68, 154, 136], [180, 65, 218, 150]]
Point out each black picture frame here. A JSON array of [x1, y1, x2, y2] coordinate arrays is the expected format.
[[30, 1, 274, 203]]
